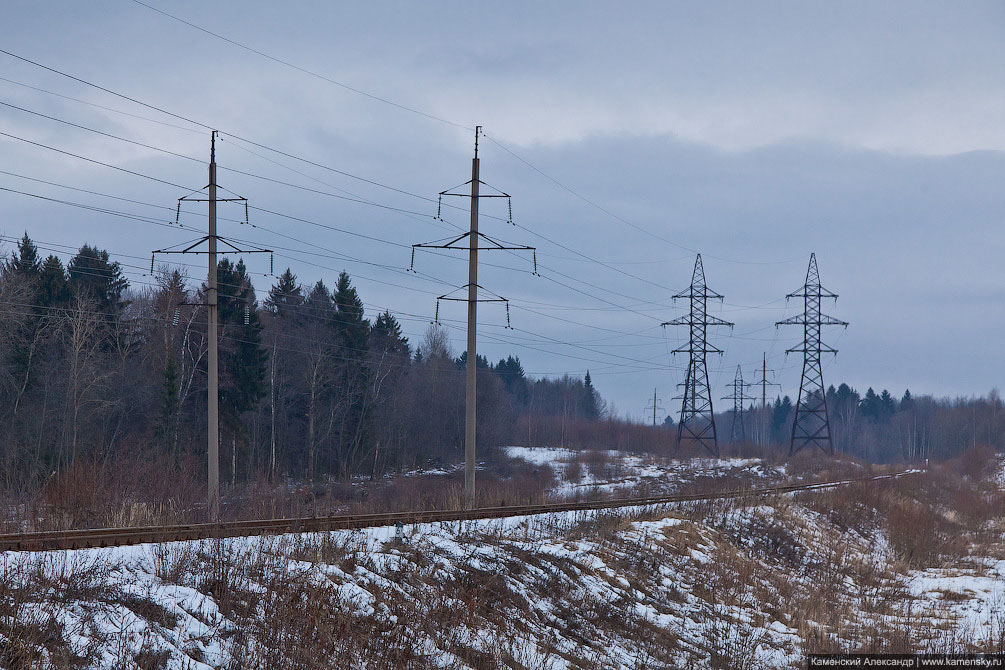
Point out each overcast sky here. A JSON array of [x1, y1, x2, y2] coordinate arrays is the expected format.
[[2, 1, 1003, 419]]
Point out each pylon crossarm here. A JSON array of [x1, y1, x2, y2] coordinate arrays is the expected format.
[[705, 315, 734, 327], [776, 314, 806, 326], [819, 314, 849, 326], [673, 288, 724, 300], [787, 287, 838, 300]]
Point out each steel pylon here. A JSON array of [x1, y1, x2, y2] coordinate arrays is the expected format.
[[722, 365, 755, 443], [663, 254, 733, 457], [776, 253, 848, 455]]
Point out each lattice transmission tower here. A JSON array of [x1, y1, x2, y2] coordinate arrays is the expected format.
[[722, 365, 755, 443], [663, 254, 733, 457], [644, 387, 664, 427], [776, 253, 848, 455]]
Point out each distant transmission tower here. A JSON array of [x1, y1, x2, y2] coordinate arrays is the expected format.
[[644, 387, 664, 427], [410, 126, 536, 508], [722, 365, 755, 443], [663, 254, 733, 457], [776, 253, 848, 455], [750, 353, 780, 445]]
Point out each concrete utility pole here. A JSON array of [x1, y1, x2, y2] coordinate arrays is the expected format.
[[411, 126, 536, 509], [207, 133, 220, 521], [152, 131, 271, 522], [464, 135, 480, 508]]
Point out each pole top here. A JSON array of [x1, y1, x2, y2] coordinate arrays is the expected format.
[[474, 125, 481, 159]]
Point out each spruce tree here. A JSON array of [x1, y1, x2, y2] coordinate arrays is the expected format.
[[156, 356, 180, 454], [900, 389, 914, 411], [496, 355, 529, 405], [333, 271, 369, 351], [265, 268, 303, 319], [772, 396, 793, 440], [6, 233, 41, 278], [216, 259, 268, 425], [879, 390, 897, 421], [860, 388, 880, 422], [67, 244, 127, 315], [38, 255, 71, 309], [331, 272, 371, 478], [583, 370, 599, 419], [371, 311, 409, 357], [304, 279, 335, 323]]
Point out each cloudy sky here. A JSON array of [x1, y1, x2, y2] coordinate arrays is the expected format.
[[2, 1, 1003, 418]]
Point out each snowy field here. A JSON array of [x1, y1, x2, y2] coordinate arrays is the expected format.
[[2, 454, 1002, 668], [504, 445, 782, 497]]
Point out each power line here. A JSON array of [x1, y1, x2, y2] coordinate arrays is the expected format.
[[0, 177, 675, 350], [482, 131, 802, 268], [0, 57, 701, 316], [4, 231, 671, 374], [127, 0, 472, 131], [0, 130, 192, 191], [0, 75, 204, 134], [1, 100, 686, 318]]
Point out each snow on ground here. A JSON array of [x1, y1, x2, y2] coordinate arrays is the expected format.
[[4, 506, 803, 669], [5, 453, 1002, 668], [504, 445, 776, 497], [910, 560, 1005, 636]]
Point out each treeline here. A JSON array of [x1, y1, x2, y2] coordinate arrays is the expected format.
[[0, 234, 605, 493], [723, 384, 1003, 463], [0, 232, 999, 499]]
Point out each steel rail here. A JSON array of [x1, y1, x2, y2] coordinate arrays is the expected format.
[[0, 471, 915, 552]]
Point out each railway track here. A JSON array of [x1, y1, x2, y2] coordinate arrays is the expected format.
[[0, 471, 915, 552]]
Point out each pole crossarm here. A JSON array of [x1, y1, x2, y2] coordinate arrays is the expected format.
[[437, 283, 507, 303], [154, 237, 272, 256], [411, 232, 537, 275], [413, 125, 535, 507], [149, 130, 273, 522], [413, 231, 534, 252], [440, 182, 510, 198]]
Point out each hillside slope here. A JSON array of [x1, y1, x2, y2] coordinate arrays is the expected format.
[[2, 451, 1002, 669]]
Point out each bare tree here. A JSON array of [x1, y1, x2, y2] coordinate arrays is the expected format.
[[60, 295, 112, 466]]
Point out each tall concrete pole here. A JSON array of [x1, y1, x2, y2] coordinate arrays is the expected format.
[[762, 353, 767, 445], [207, 131, 220, 522], [464, 127, 480, 509]]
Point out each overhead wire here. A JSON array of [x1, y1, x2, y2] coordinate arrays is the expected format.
[[1, 98, 688, 317], [0, 47, 833, 392]]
